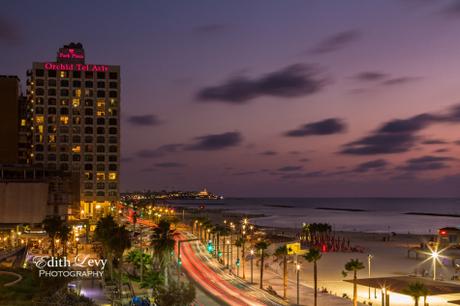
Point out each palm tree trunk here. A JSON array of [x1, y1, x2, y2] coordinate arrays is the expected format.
[[353, 270, 358, 306], [415, 297, 419, 306], [260, 252, 264, 289], [164, 265, 169, 287], [242, 241, 246, 279], [423, 295, 426, 306], [216, 234, 220, 258], [283, 255, 287, 299], [314, 261, 318, 306], [51, 237, 55, 256]]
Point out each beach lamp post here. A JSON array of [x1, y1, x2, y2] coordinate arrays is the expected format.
[[368, 254, 373, 299], [431, 250, 439, 280], [226, 239, 231, 270], [250, 249, 254, 284], [296, 263, 301, 305]]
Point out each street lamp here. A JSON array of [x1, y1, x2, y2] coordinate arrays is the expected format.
[[432, 250, 439, 281], [226, 239, 231, 271], [250, 249, 254, 284], [368, 254, 374, 299], [296, 263, 301, 305]]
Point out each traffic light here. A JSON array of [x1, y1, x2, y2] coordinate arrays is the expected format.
[[207, 241, 214, 253], [236, 258, 240, 267], [218, 251, 222, 257], [178, 257, 182, 266]]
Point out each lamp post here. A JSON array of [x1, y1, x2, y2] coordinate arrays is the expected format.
[[226, 239, 230, 270], [368, 254, 373, 299], [250, 249, 254, 284], [296, 263, 301, 305], [432, 250, 439, 281]]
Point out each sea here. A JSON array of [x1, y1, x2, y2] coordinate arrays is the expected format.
[[170, 198, 460, 235]]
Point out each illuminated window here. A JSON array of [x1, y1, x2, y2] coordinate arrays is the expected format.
[[97, 111, 105, 116], [72, 99, 80, 107], [72, 146, 81, 153], [35, 115, 44, 124], [60, 116, 69, 125], [74, 89, 82, 97], [84, 172, 93, 180], [21, 119, 26, 126], [60, 71, 68, 78], [38, 125, 44, 133], [96, 172, 105, 181], [109, 172, 117, 180], [48, 135, 56, 143]]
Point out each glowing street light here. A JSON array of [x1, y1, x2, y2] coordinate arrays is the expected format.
[[432, 250, 439, 281], [250, 249, 255, 284], [296, 263, 301, 305]]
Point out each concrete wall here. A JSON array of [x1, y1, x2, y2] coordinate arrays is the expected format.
[[0, 182, 48, 224]]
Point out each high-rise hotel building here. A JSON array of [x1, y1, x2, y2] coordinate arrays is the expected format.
[[27, 43, 120, 218]]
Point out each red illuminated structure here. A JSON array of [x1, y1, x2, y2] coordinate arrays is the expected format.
[[438, 227, 460, 247]]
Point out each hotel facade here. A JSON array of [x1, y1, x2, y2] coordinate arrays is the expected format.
[[27, 43, 120, 218]]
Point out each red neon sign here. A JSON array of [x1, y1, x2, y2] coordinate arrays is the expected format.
[[44, 63, 108, 72], [58, 48, 84, 60]]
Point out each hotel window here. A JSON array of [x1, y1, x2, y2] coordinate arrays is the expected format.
[[36, 79, 44, 86], [48, 70, 56, 78], [108, 109, 117, 116], [84, 144, 93, 152], [84, 183, 93, 189], [109, 127, 117, 134], [48, 116, 56, 124], [73, 89, 82, 97], [97, 81, 105, 88], [47, 125, 56, 133], [109, 164, 117, 171], [47, 134, 56, 143], [109, 91, 117, 98], [60, 80, 69, 87], [72, 117, 81, 124], [97, 118, 105, 125], [35, 134, 43, 142], [48, 98, 56, 105], [96, 183, 105, 189], [72, 80, 81, 87], [35, 115, 44, 124], [109, 99, 117, 107], [72, 108, 80, 115], [85, 81, 93, 88], [60, 71, 68, 78], [96, 164, 105, 171], [48, 163, 57, 170], [84, 136, 93, 143], [96, 136, 105, 143], [109, 72, 117, 80], [35, 144, 44, 151], [60, 154, 69, 161], [35, 107, 44, 114], [48, 89, 56, 96], [38, 125, 44, 134], [97, 127, 105, 134], [109, 136, 117, 144], [109, 82, 117, 89], [60, 126, 69, 133], [72, 154, 81, 161], [96, 145, 105, 153], [84, 127, 93, 134], [35, 69, 44, 77], [97, 72, 105, 79], [72, 126, 81, 133], [48, 79, 56, 87], [60, 108, 69, 115], [59, 135, 69, 142], [60, 99, 69, 106], [109, 155, 117, 162], [48, 107, 56, 114], [84, 155, 93, 162], [84, 89, 93, 96], [73, 71, 81, 78], [84, 191, 93, 197], [60, 115, 69, 125], [20, 119, 25, 127], [60, 89, 69, 96], [36, 88, 44, 95], [97, 155, 105, 162], [96, 191, 105, 197], [48, 144, 57, 151], [84, 164, 93, 170], [85, 108, 93, 116], [97, 91, 105, 98], [85, 71, 93, 78], [36, 97, 45, 104], [84, 99, 93, 107], [72, 98, 80, 107], [72, 135, 81, 143], [60, 164, 69, 171], [108, 182, 117, 189], [72, 146, 81, 153], [35, 154, 44, 161], [85, 118, 93, 125], [48, 153, 56, 161], [96, 172, 105, 181], [109, 146, 117, 153], [108, 191, 117, 197], [84, 172, 93, 180], [109, 118, 117, 125], [108, 172, 117, 180]]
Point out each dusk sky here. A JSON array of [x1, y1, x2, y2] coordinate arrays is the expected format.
[[2, 0, 460, 197]]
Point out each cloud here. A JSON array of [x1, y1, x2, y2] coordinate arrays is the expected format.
[[354, 71, 388, 82], [381, 77, 420, 86], [340, 104, 460, 155], [186, 131, 242, 151], [279, 171, 325, 179], [277, 166, 303, 172], [127, 114, 161, 126], [310, 30, 360, 54], [442, 0, 460, 16], [285, 118, 346, 137], [421, 138, 448, 145], [434, 148, 449, 153], [0, 17, 20, 43], [136, 144, 184, 158], [260, 150, 277, 156], [154, 162, 186, 168], [353, 159, 388, 173], [299, 158, 310, 162], [232, 171, 259, 176], [196, 64, 327, 104], [398, 155, 456, 172], [455, 140, 460, 145]]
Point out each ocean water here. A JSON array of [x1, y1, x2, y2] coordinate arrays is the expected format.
[[174, 198, 460, 235]]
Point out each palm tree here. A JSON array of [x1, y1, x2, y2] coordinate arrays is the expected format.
[[58, 223, 71, 256], [255, 240, 270, 289], [303, 247, 322, 306], [151, 219, 177, 287], [42, 215, 63, 256], [94, 215, 119, 280], [235, 237, 244, 276], [343, 259, 365, 306], [273, 245, 290, 299], [403, 281, 429, 306]]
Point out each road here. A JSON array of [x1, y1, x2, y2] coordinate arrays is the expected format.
[[177, 232, 288, 306]]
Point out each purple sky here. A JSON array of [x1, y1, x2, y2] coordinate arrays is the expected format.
[[2, 0, 460, 197]]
